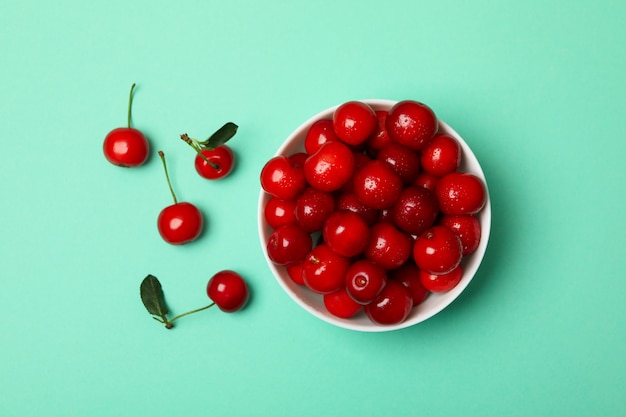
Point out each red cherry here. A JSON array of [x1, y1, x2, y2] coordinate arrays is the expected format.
[[266, 224, 312, 266], [324, 288, 362, 319], [419, 265, 463, 293], [439, 214, 482, 256], [302, 244, 350, 294], [304, 119, 339, 155], [376, 142, 421, 185], [260, 155, 307, 200], [435, 172, 486, 215], [420, 134, 461, 177], [264, 196, 297, 229], [104, 128, 150, 167], [364, 280, 413, 325], [295, 187, 336, 233], [180, 123, 238, 179], [103, 83, 149, 167], [389, 263, 430, 306], [366, 110, 392, 156], [322, 210, 370, 258], [194, 145, 235, 180], [413, 226, 463, 275], [386, 100, 437, 150], [336, 192, 378, 225], [364, 222, 412, 270], [345, 259, 387, 304], [352, 160, 403, 210], [207, 270, 249, 312], [304, 141, 356, 192], [338, 152, 373, 194], [413, 172, 440, 192], [156, 151, 203, 245], [288, 152, 308, 168], [158, 202, 204, 245], [286, 262, 305, 285], [332, 101, 378, 146], [392, 186, 439, 235]]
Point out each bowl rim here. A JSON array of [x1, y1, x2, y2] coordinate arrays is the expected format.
[[258, 99, 491, 332]]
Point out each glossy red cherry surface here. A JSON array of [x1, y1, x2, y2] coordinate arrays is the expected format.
[[103, 84, 149, 167], [156, 151, 203, 245], [324, 288, 362, 319], [322, 210, 370, 258], [352, 160, 403, 210], [264, 196, 297, 229], [336, 192, 378, 225], [376, 142, 421, 185], [413, 172, 439, 192], [304, 119, 339, 155], [420, 134, 461, 177], [389, 263, 429, 306], [260, 155, 307, 200], [419, 264, 463, 293], [194, 145, 235, 179], [266, 224, 313, 266], [286, 262, 305, 285], [207, 270, 249, 312], [158, 202, 203, 245], [302, 244, 350, 294], [366, 110, 392, 156], [104, 128, 150, 167], [364, 280, 413, 325], [332, 101, 378, 146], [304, 141, 355, 192], [295, 187, 336, 233], [288, 151, 308, 168], [345, 259, 387, 304], [413, 225, 463, 275], [392, 186, 440, 236], [435, 172, 486, 215], [364, 222, 412, 270], [439, 214, 482, 256], [386, 100, 437, 151]]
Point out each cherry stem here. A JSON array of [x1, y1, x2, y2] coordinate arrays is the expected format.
[[154, 316, 174, 329], [158, 151, 178, 204], [127, 83, 136, 128], [169, 303, 216, 325], [180, 133, 220, 170], [152, 303, 216, 329]]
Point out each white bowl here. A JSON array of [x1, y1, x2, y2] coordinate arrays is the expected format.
[[258, 99, 491, 332]]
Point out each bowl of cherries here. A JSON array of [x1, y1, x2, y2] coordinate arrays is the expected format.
[[258, 99, 490, 332]]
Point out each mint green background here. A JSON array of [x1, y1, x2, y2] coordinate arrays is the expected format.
[[1, 1, 624, 415]]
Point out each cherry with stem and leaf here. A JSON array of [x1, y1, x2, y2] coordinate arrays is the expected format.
[[140, 272, 249, 329], [140, 275, 214, 329], [180, 122, 238, 180]]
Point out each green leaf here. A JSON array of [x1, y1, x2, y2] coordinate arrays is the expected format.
[[201, 122, 238, 149], [140, 275, 169, 317]]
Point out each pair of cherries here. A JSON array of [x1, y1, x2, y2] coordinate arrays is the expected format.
[[102, 83, 236, 245]]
